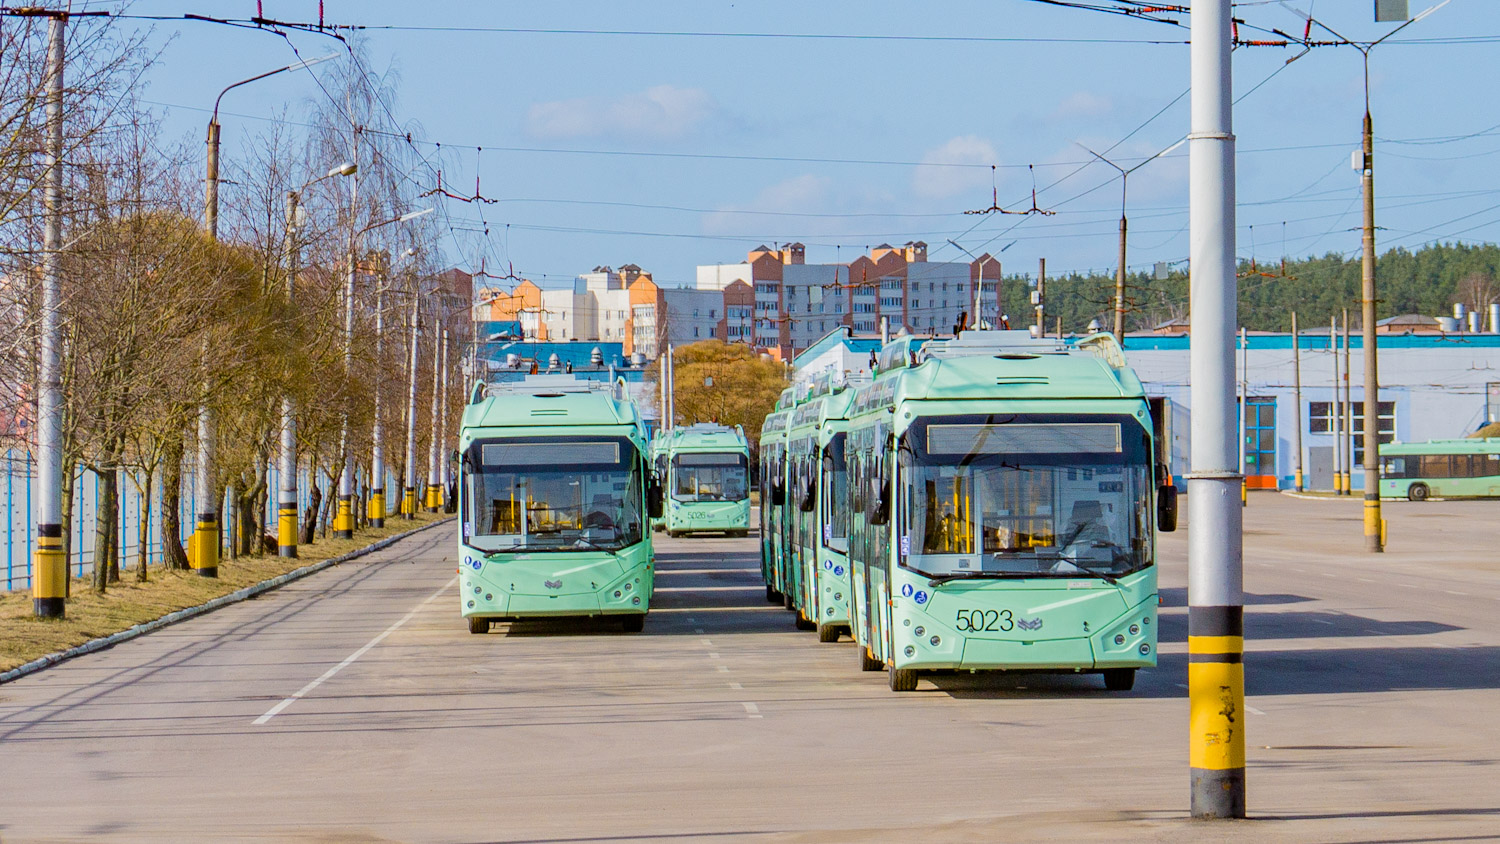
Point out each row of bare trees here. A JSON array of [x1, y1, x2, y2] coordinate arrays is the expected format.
[[0, 16, 469, 595]]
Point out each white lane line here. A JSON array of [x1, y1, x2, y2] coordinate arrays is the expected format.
[[655, 586, 763, 592], [253, 576, 457, 725], [716, 665, 730, 673], [728, 681, 743, 689], [708, 653, 721, 659], [742, 702, 762, 719], [700, 638, 713, 645], [1357, 578, 1375, 583], [1246, 705, 1266, 716], [1444, 590, 1467, 596]]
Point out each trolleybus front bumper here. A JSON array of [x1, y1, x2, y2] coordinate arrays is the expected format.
[[459, 548, 653, 619]]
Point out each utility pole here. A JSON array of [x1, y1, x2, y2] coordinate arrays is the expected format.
[[1186, 0, 1245, 820], [438, 327, 451, 508], [1360, 98, 1382, 546], [1292, 313, 1304, 492], [402, 290, 421, 519], [1034, 258, 1046, 335], [32, 13, 66, 617], [425, 307, 443, 512], [335, 132, 360, 540], [1331, 315, 1342, 494], [279, 190, 302, 557], [1350, 308, 1362, 494], [370, 259, 388, 527]]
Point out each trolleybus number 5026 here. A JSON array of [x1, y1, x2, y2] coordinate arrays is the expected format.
[[955, 609, 1013, 632]]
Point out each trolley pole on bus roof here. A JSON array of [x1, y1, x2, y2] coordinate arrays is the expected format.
[[1186, 0, 1246, 819]]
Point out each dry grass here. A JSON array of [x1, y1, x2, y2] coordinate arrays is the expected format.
[[0, 512, 448, 672]]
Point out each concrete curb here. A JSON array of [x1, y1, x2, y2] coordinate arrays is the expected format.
[[0, 517, 454, 686]]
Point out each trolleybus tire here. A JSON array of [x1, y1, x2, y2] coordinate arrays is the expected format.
[[621, 614, 646, 633], [1408, 483, 1430, 502], [794, 610, 817, 631], [888, 665, 918, 692], [467, 617, 490, 635], [667, 530, 680, 538], [729, 530, 748, 538], [766, 585, 783, 603], [817, 623, 840, 643], [860, 647, 883, 671], [783, 592, 796, 611], [1102, 668, 1136, 691]]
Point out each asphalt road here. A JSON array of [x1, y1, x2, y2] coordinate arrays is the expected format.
[[1, 494, 1498, 843]]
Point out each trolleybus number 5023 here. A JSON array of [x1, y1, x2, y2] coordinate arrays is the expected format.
[[955, 609, 1013, 632]]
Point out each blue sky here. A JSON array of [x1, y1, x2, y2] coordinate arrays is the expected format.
[[123, 1, 1500, 289]]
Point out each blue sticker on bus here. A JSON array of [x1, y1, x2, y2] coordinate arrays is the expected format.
[[914, 590, 929, 605], [833, 565, 844, 576], [824, 560, 833, 570], [901, 583, 914, 598]]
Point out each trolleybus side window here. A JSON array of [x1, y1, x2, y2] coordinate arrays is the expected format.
[[466, 437, 644, 552], [822, 434, 849, 551]]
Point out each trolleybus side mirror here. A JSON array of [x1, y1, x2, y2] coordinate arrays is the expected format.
[[1157, 484, 1178, 532], [647, 480, 664, 519], [770, 479, 786, 507]]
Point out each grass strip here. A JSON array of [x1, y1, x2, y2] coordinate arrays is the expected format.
[[0, 512, 450, 674]]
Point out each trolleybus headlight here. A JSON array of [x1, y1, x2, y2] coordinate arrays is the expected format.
[[1129, 624, 1140, 635], [473, 586, 482, 594], [913, 626, 925, 637], [834, 592, 842, 601], [1139, 644, 1151, 655], [624, 582, 632, 591], [929, 635, 941, 647], [1142, 617, 1150, 625], [826, 608, 834, 617], [904, 646, 916, 657], [1114, 634, 1126, 645]]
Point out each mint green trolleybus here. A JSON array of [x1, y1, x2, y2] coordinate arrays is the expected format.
[[458, 374, 662, 633], [845, 330, 1175, 692], [661, 423, 751, 537], [784, 373, 862, 642], [759, 389, 795, 605], [1379, 438, 1500, 500]]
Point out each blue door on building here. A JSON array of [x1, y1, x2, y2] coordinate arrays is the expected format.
[[1244, 396, 1277, 486]]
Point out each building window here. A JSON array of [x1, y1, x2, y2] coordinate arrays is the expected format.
[[1308, 401, 1395, 462], [693, 327, 700, 337], [710, 309, 716, 318]]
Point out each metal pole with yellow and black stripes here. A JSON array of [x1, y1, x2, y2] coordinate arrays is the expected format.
[[1187, 0, 1246, 820], [278, 189, 301, 558]]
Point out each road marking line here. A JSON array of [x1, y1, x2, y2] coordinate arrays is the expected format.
[[708, 653, 721, 659], [655, 586, 763, 592], [1246, 705, 1266, 716], [1445, 590, 1467, 596], [253, 576, 456, 726], [1357, 578, 1375, 583], [728, 682, 743, 689], [716, 665, 730, 673], [701, 638, 713, 646], [742, 702, 762, 719]]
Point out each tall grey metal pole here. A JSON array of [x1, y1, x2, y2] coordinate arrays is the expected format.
[[32, 13, 67, 617], [425, 306, 443, 512], [1342, 309, 1352, 496], [402, 291, 420, 519], [1186, 0, 1245, 819], [1292, 313, 1304, 492], [336, 147, 359, 540], [1331, 315, 1342, 493], [278, 190, 300, 557], [1114, 179, 1128, 341], [370, 271, 386, 527], [195, 115, 222, 576], [438, 328, 451, 507]]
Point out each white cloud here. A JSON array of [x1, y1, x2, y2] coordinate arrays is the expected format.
[[525, 85, 717, 141], [912, 135, 998, 200], [702, 175, 833, 235], [1049, 91, 1113, 122]]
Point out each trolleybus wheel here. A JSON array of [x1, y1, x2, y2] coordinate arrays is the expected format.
[[467, 617, 490, 635], [667, 530, 680, 538], [783, 592, 796, 611], [1102, 668, 1136, 691], [1408, 483, 1430, 502], [795, 610, 817, 631], [621, 614, 646, 633], [729, 530, 748, 538], [766, 585, 782, 604], [888, 665, 918, 692], [860, 647, 883, 672], [817, 623, 840, 643]]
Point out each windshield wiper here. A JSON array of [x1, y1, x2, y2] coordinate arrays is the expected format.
[[925, 571, 995, 587], [1039, 557, 1120, 585]]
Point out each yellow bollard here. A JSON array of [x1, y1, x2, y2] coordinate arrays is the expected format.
[[189, 512, 219, 577], [33, 528, 66, 618], [277, 504, 298, 558], [368, 487, 385, 528], [334, 494, 354, 539], [1188, 606, 1246, 818]]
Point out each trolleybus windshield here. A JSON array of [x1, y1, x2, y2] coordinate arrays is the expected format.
[[899, 415, 1153, 579], [465, 436, 644, 552], [672, 453, 749, 502]]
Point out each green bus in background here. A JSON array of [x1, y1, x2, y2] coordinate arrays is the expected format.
[[759, 389, 795, 605], [1380, 439, 1500, 501], [660, 423, 752, 537], [457, 374, 662, 634]]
